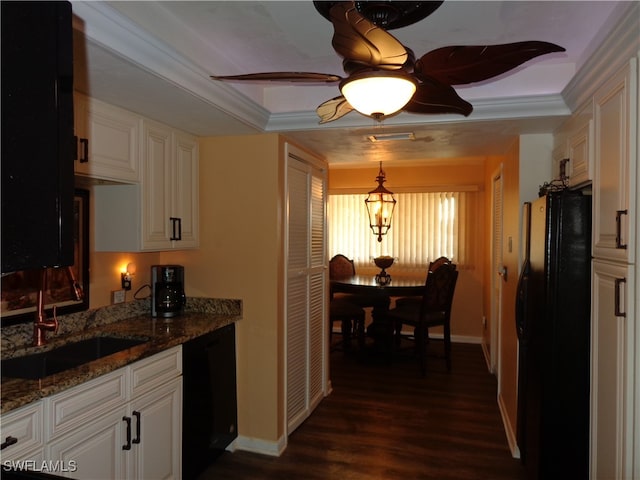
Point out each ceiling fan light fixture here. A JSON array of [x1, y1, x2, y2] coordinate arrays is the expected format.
[[340, 72, 417, 119]]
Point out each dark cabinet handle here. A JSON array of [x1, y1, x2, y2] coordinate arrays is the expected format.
[[170, 217, 182, 241], [559, 157, 570, 180], [614, 278, 626, 317], [615, 210, 628, 249], [0, 436, 18, 450], [122, 416, 132, 450], [132, 410, 141, 444]]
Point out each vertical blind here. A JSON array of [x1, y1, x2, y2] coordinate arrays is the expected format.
[[328, 191, 471, 270]]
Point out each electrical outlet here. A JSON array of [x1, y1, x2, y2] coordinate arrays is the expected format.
[[112, 290, 126, 304]]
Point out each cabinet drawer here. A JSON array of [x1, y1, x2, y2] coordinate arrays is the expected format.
[[46, 369, 127, 441], [0, 402, 43, 458], [130, 346, 182, 398]]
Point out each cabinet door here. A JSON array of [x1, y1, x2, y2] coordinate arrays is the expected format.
[[592, 59, 637, 263], [1, 2, 75, 273], [591, 260, 635, 480], [567, 118, 593, 188], [141, 120, 173, 250], [551, 141, 568, 183], [172, 131, 199, 248], [140, 121, 199, 251], [74, 94, 141, 183], [47, 405, 128, 479], [129, 378, 182, 480]]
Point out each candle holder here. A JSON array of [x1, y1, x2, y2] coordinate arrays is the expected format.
[[374, 256, 394, 285]]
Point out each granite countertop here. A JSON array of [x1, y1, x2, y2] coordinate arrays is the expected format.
[[1, 299, 241, 414]]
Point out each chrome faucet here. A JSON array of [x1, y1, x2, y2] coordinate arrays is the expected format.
[[33, 269, 58, 346]]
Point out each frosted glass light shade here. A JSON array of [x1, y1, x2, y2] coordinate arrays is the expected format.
[[341, 73, 417, 117]]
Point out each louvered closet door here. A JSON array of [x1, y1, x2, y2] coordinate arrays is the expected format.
[[286, 149, 327, 435], [308, 171, 326, 413]]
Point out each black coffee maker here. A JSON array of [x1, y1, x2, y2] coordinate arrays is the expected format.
[[151, 265, 186, 318]]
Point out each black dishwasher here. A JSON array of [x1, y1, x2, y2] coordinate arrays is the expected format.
[[182, 323, 237, 479]]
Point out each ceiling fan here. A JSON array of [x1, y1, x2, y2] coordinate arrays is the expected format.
[[211, 1, 565, 124]]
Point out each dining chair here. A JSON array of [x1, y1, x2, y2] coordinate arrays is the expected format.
[[394, 256, 455, 310], [328, 254, 368, 349], [329, 297, 366, 350], [329, 254, 357, 281], [385, 262, 459, 375], [329, 254, 378, 307]]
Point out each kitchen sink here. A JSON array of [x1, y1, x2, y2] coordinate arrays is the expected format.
[[1, 336, 149, 380]]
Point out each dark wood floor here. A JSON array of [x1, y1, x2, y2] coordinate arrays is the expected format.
[[198, 341, 525, 480]]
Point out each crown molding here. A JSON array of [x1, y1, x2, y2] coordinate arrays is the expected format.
[[266, 94, 570, 132], [71, 1, 270, 131], [563, 1, 640, 111]]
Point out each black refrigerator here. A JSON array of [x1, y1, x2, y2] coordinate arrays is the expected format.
[[515, 189, 591, 480]]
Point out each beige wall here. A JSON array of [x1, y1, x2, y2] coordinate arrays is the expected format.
[[494, 139, 521, 442], [178, 133, 286, 445], [483, 134, 554, 452], [88, 251, 163, 308]]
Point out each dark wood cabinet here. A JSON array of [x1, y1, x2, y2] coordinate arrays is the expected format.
[[1, 1, 74, 273]]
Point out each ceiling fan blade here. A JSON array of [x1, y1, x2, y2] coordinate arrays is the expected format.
[[316, 96, 354, 124], [404, 76, 473, 116], [329, 1, 409, 71], [416, 41, 566, 86], [211, 72, 342, 83]]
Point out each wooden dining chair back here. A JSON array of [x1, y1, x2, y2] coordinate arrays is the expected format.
[[387, 263, 459, 375], [329, 254, 356, 279], [429, 256, 454, 272], [394, 257, 455, 310]]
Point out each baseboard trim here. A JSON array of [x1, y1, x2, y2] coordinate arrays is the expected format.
[[416, 332, 482, 344], [480, 341, 493, 373], [233, 434, 287, 457], [497, 392, 521, 459]]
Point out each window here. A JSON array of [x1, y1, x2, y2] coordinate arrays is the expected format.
[[328, 191, 474, 271]]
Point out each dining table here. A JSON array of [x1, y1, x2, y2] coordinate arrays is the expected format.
[[330, 274, 425, 355]]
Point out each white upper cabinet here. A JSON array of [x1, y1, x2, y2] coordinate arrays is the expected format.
[[74, 93, 141, 183], [93, 119, 199, 252], [552, 101, 594, 188], [592, 58, 637, 263], [139, 120, 199, 250]]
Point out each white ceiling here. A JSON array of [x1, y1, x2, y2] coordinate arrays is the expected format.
[[70, 1, 629, 167]]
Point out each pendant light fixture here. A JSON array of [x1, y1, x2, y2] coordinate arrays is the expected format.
[[365, 162, 396, 242], [340, 71, 417, 120]]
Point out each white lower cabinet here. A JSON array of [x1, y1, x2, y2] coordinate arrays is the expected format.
[[128, 378, 182, 480], [590, 260, 635, 479], [47, 405, 129, 479], [1, 347, 182, 479]]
